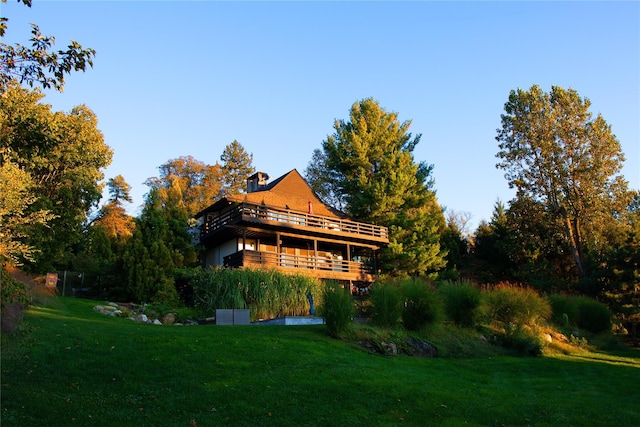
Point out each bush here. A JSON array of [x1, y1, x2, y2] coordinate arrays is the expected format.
[[549, 294, 612, 334], [574, 296, 612, 334], [319, 282, 353, 338], [549, 294, 580, 327], [439, 280, 481, 327], [401, 278, 443, 331], [484, 283, 551, 337], [369, 282, 403, 328]]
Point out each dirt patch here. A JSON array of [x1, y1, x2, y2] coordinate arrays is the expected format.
[[1, 265, 49, 334]]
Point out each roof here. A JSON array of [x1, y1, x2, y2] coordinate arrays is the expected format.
[[196, 169, 347, 219]]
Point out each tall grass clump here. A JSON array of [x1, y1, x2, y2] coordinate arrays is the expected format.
[[179, 266, 323, 320], [549, 294, 612, 334], [484, 283, 551, 337], [369, 281, 403, 328], [574, 296, 612, 334], [439, 280, 481, 327], [549, 294, 580, 327], [401, 278, 443, 331], [319, 282, 354, 338]]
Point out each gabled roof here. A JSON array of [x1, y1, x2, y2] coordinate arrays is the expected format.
[[196, 169, 346, 219]]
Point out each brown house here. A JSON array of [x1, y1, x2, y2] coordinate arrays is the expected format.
[[195, 170, 389, 286]]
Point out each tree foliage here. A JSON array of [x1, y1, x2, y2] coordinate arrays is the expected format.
[[220, 140, 255, 196], [308, 98, 446, 277], [0, 160, 54, 265], [123, 184, 197, 304], [496, 85, 629, 278], [1, 0, 95, 92], [0, 82, 112, 271], [145, 155, 223, 217]]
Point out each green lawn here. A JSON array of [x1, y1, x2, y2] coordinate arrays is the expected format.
[[2, 297, 639, 426]]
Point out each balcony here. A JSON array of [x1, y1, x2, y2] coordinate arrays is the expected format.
[[224, 250, 376, 282], [200, 202, 389, 244]]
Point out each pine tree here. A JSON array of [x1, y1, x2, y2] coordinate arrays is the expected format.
[[315, 98, 446, 277], [220, 140, 255, 196]]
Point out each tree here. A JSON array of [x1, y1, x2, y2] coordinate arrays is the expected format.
[[496, 85, 630, 279], [94, 175, 135, 245], [106, 175, 133, 205], [123, 183, 197, 304], [220, 140, 255, 196], [0, 161, 54, 265], [145, 156, 223, 217], [1, 82, 112, 271], [314, 98, 447, 277], [305, 148, 346, 211], [1, 0, 95, 92]]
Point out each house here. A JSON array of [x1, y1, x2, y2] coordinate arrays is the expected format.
[[195, 170, 389, 288]]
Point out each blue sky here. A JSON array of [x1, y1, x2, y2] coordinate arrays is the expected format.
[[3, 1, 639, 230]]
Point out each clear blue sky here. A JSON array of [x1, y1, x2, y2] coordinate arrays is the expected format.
[[3, 0, 639, 230]]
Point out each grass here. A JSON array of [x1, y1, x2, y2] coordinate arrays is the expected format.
[[2, 297, 639, 426]]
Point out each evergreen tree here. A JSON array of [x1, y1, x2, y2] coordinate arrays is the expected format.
[[314, 98, 446, 277], [122, 183, 196, 304], [220, 140, 255, 196]]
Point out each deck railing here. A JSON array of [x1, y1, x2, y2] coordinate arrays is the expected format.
[[224, 250, 373, 276], [201, 202, 389, 241]]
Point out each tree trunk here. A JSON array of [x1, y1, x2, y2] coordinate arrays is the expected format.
[[562, 213, 585, 278]]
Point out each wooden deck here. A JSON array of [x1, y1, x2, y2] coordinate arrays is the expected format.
[[201, 202, 389, 244], [224, 250, 376, 282]]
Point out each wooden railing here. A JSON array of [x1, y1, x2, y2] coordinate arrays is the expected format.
[[224, 250, 373, 276], [201, 202, 389, 241]]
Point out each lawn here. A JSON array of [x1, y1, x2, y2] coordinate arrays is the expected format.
[[2, 297, 639, 426]]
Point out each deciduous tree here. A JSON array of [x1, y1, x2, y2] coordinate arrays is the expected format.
[[496, 85, 630, 279], [1, 82, 112, 271], [1, 0, 95, 92], [146, 156, 223, 217]]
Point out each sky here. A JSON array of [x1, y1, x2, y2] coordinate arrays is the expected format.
[[2, 0, 639, 230]]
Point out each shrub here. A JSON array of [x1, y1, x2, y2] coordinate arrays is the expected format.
[[484, 283, 551, 337], [369, 282, 403, 328], [574, 296, 612, 334], [549, 294, 612, 334], [1, 267, 32, 310], [549, 294, 579, 327], [499, 331, 544, 356], [439, 280, 481, 327], [401, 278, 443, 331], [319, 282, 353, 338]]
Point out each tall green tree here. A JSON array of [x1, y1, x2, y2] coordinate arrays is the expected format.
[[123, 182, 197, 304], [496, 85, 630, 279], [220, 140, 255, 196], [146, 155, 223, 217], [1, 0, 95, 92], [0, 161, 54, 265], [1, 82, 112, 271], [310, 98, 446, 277]]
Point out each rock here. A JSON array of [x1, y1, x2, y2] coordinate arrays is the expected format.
[[407, 336, 437, 357], [108, 302, 120, 308], [381, 341, 397, 355], [479, 335, 488, 344], [544, 333, 553, 343], [153, 319, 162, 325], [136, 314, 148, 323], [161, 313, 176, 325]]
